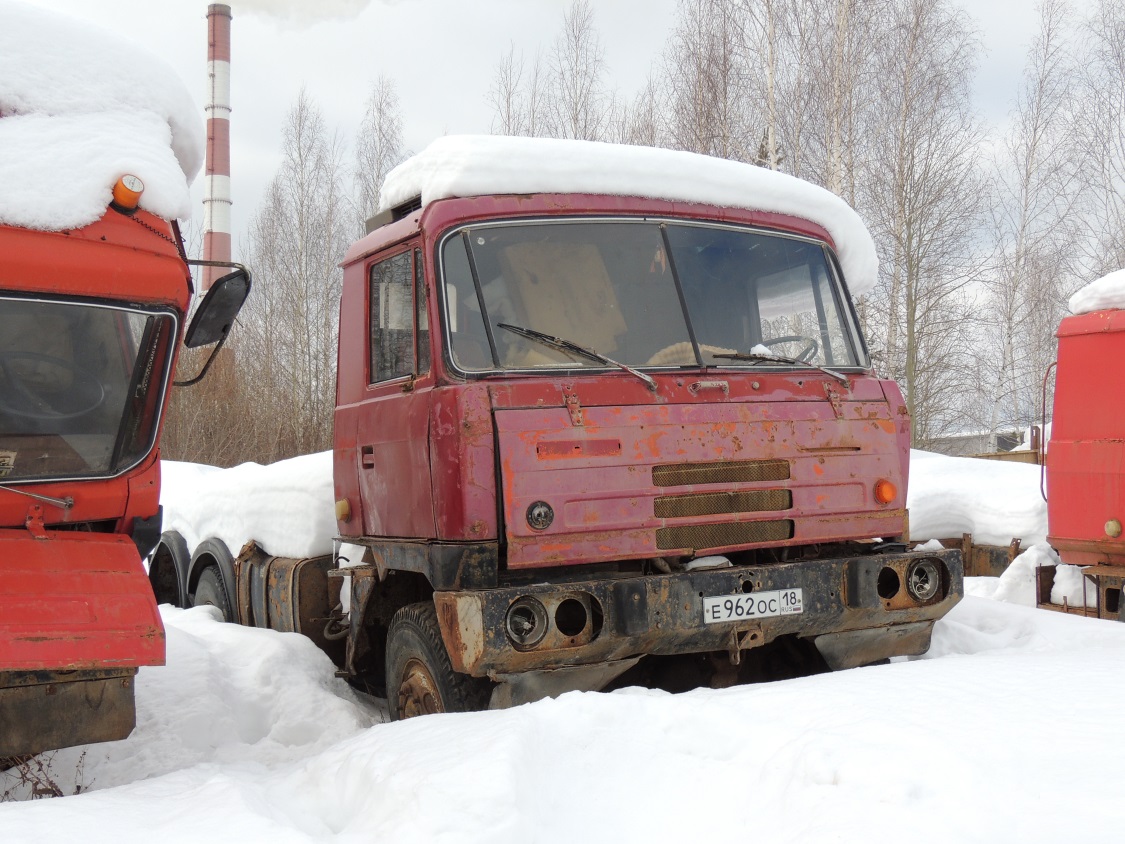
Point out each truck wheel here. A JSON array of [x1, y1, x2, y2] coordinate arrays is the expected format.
[[385, 602, 491, 720], [193, 565, 232, 622]]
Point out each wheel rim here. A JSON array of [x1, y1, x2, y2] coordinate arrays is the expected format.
[[398, 658, 444, 718]]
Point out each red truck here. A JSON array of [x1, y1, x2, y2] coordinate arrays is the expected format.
[[1042, 305, 1125, 619], [0, 182, 248, 759], [155, 138, 963, 719]]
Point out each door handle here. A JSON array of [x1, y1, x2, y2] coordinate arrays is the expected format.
[[361, 445, 375, 468]]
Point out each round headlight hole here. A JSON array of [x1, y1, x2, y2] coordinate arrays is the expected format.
[[877, 566, 900, 600], [555, 598, 588, 637]]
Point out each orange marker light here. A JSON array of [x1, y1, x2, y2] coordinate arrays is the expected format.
[[112, 174, 144, 210], [874, 478, 897, 504]]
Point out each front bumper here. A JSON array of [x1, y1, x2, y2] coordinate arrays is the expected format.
[[434, 549, 962, 678]]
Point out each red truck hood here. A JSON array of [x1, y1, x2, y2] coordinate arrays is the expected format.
[[493, 380, 906, 570], [0, 529, 164, 670]]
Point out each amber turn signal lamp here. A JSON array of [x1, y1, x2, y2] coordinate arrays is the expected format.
[[111, 174, 144, 212], [874, 478, 897, 504], [335, 498, 351, 523]]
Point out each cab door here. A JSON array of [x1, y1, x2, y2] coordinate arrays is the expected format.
[[353, 245, 436, 538]]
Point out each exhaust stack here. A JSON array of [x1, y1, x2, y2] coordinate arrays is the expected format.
[[203, 3, 232, 291]]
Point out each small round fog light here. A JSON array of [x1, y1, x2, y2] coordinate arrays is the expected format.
[[526, 501, 554, 530], [906, 558, 941, 602], [505, 597, 549, 648]]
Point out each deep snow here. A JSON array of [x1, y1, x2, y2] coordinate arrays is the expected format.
[[3, 596, 1124, 842]]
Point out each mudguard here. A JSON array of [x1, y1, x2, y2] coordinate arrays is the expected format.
[[0, 529, 164, 670]]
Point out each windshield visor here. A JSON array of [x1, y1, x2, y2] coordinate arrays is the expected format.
[[0, 298, 176, 483], [440, 219, 865, 373]]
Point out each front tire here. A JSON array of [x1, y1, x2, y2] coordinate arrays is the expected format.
[[385, 602, 491, 721]]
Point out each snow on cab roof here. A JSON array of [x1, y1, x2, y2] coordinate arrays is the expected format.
[[379, 135, 880, 296], [1069, 268, 1125, 315], [0, 1, 203, 231]]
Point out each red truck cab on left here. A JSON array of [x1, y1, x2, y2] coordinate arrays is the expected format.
[[0, 202, 246, 760]]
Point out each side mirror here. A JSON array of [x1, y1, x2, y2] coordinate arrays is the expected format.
[[175, 267, 252, 387], [184, 269, 251, 348]]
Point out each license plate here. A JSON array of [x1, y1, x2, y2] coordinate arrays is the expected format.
[[702, 588, 804, 624]]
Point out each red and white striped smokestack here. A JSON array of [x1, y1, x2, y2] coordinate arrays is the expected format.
[[203, 3, 232, 290]]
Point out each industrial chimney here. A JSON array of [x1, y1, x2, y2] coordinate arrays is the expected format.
[[203, 4, 232, 290]]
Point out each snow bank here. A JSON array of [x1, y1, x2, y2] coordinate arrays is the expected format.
[[0, 605, 381, 802], [907, 449, 1046, 545], [161, 453, 336, 559], [5, 598, 1125, 841], [380, 135, 880, 295], [0, 1, 202, 229], [1068, 268, 1125, 314]]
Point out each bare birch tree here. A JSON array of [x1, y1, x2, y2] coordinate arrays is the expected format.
[[354, 75, 404, 231], [543, 0, 617, 140], [488, 43, 547, 137], [239, 90, 352, 461], [976, 0, 1078, 435], [1075, 0, 1125, 277], [862, 0, 987, 446], [663, 0, 751, 159]]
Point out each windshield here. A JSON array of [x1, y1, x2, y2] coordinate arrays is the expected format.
[[439, 219, 865, 373], [0, 297, 177, 483]]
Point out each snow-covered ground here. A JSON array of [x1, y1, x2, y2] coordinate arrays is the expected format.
[[4, 596, 1124, 841], [4, 449, 1121, 840]]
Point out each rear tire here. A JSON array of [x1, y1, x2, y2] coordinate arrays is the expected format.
[[192, 565, 232, 622], [385, 602, 491, 721]]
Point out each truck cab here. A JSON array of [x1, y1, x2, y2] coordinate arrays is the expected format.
[[0, 202, 248, 759], [332, 137, 963, 717]]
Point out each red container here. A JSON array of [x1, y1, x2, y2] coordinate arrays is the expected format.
[[1047, 309, 1125, 567]]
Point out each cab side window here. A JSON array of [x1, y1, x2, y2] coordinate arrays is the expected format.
[[369, 249, 430, 383]]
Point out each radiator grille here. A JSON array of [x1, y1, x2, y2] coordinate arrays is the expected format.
[[656, 520, 793, 551], [654, 489, 792, 518], [652, 459, 790, 487]]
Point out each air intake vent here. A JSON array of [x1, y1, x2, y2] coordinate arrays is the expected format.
[[655, 489, 792, 519], [656, 520, 793, 551], [652, 459, 790, 487]]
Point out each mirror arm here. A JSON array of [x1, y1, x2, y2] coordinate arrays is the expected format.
[[185, 258, 252, 276], [174, 330, 229, 387]]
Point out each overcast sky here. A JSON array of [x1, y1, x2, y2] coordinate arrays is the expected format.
[[23, 0, 1089, 259]]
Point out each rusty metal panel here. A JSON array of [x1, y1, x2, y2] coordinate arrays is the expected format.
[[0, 669, 136, 758], [653, 458, 790, 487], [0, 529, 164, 671], [434, 548, 963, 677], [654, 489, 791, 518], [494, 397, 907, 569]]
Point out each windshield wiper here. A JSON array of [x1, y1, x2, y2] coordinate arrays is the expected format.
[[711, 351, 850, 385], [0, 482, 73, 510], [497, 323, 657, 392]]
